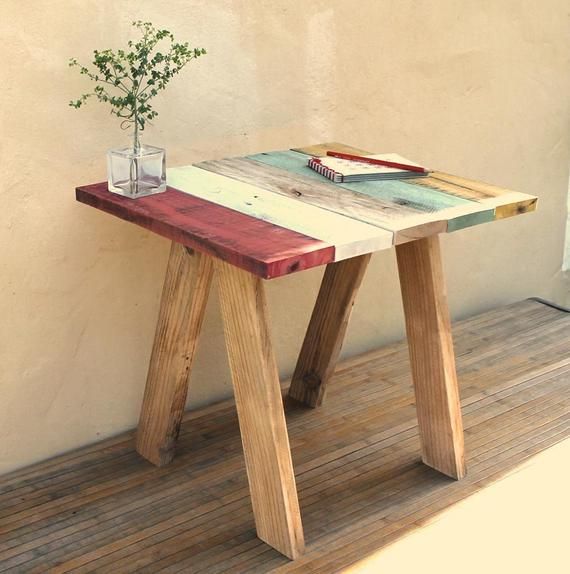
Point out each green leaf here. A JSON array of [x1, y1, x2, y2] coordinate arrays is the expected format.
[[68, 20, 207, 129]]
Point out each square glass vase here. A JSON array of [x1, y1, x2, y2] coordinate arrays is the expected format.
[[107, 144, 166, 198]]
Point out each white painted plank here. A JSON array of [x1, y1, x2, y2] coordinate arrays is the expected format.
[[167, 166, 394, 260]]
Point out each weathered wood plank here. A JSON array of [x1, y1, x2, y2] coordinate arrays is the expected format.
[[243, 151, 496, 240], [249, 149, 471, 214], [288, 254, 372, 408], [258, 144, 536, 228], [396, 235, 466, 479], [432, 171, 521, 198], [196, 157, 416, 225], [479, 191, 538, 219], [295, 142, 536, 221], [344, 178, 474, 212], [197, 157, 454, 244], [295, 144, 537, 216], [168, 165, 393, 260], [442, 203, 496, 232], [216, 260, 304, 559], [245, 150, 331, 183], [292, 147, 494, 233], [412, 172, 538, 218], [136, 243, 214, 466], [407, 173, 492, 201], [76, 184, 335, 279], [291, 145, 473, 214]]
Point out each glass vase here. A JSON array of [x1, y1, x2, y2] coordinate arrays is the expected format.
[[107, 143, 166, 199]]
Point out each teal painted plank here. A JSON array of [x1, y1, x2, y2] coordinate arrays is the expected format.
[[344, 179, 468, 212], [248, 150, 473, 214], [248, 150, 327, 182], [447, 209, 495, 232]]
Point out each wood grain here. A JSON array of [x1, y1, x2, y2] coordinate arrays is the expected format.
[[1, 300, 567, 572], [295, 142, 537, 221], [248, 149, 470, 215], [168, 165, 393, 261], [76, 183, 334, 279], [294, 143, 537, 218], [396, 235, 466, 479], [77, 141, 537, 280], [240, 152, 494, 240], [197, 158, 463, 244], [479, 192, 538, 219], [292, 142, 496, 234], [136, 243, 214, 466], [216, 260, 304, 559], [248, 145, 536, 232], [344, 178, 473, 213], [415, 172, 538, 218], [196, 157, 417, 227], [288, 254, 372, 407]]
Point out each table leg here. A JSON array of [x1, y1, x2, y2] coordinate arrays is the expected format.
[[136, 242, 214, 466], [216, 260, 304, 559], [287, 254, 371, 408], [396, 235, 466, 479]]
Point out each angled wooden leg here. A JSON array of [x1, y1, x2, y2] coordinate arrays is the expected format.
[[216, 260, 304, 559], [288, 254, 372, 407], [396, 235, 466, 479], [136, 242, 214, 466]]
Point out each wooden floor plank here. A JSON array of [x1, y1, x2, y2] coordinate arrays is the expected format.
[[0, 299, 568, 573], [3, 375, 560, 571], [2, 340, 564, 568], [2, 346, 564, 564]]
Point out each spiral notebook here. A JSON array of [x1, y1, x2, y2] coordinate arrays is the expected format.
[[308, 153, 428, 183]]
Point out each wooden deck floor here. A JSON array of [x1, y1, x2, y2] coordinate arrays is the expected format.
[[0, 299, 568, 573]]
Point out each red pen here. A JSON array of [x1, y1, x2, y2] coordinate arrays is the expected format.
[[326, 151, 429, 174]]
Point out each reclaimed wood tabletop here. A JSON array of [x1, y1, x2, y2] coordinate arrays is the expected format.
[[76, 142, 537, 560], [76, 142, 537, 279]]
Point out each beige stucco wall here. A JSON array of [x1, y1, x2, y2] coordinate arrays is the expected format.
[[1, 0, 569, 475]]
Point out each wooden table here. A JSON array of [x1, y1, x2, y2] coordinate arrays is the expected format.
[[76, 142, 537, 559]]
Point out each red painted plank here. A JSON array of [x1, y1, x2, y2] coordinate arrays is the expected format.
[[76, 183, 334, 279]]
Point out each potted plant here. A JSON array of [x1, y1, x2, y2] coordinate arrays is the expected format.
[[69, 21, 206, 198]]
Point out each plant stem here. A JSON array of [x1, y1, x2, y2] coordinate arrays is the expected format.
[[130, 107, 141, 195], [133, 108, 141, 153]]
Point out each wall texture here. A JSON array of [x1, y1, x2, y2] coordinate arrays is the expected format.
[[1, 0, 569, 474]]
